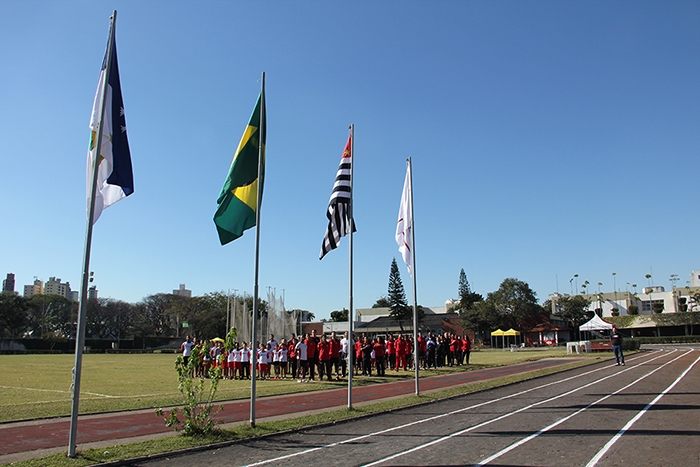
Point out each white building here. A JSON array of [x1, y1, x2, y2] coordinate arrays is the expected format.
[[23, 279, 44, 297], [690, 270, 700, 288], [551, 270, 700, 318], [355, 305, 448, 323], [173, 284, 192, 298], [45, 277, 72, 299]]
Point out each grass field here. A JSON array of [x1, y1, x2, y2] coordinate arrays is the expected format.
[[0, 347, 588, 423]]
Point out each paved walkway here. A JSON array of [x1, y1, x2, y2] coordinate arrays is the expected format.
[[0, 358, 579, 464]]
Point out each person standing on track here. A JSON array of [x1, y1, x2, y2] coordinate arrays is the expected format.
[[463, 335, 471, 364], [339, 332, 349, 378], [317, 334, 331, 381], [395, 335, 407, 371], [386, 334, 395, 370], [329, 331, 341, 380], [306, 331, 318, 381], [611, 327, 625, 366], [295, 337, 308, 382], [287, 338, 297, 379], [374, 336, 386, 376], [361, 336, 373, 376]]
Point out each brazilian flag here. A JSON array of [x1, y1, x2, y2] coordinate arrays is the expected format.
[[214, 91, 266, 245]]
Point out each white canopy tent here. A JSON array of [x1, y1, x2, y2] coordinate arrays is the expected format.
[[579, 314, 613, 341], [579, 314, 613, 332]]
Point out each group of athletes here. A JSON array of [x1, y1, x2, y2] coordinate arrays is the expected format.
[[180, 329, 472, 382]]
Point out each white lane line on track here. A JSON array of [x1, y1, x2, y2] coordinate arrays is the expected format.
[[360, 350, 678, 467], [585, 353, 700, 467], [0, 386, 68, 393], [0, 385, 158, 399], [238, 351, 664, 467], [473, 349, 694, 466]]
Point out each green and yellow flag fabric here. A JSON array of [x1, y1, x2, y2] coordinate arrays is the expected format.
[[214, 91, 266, 245]]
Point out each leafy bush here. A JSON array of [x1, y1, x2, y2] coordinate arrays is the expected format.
[[155, 355, 223, 436]]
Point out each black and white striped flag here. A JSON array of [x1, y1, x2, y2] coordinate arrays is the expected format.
[[320, 134, 355, 259]]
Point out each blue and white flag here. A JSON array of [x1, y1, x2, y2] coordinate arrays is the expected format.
[[87, 31, 133, 224]]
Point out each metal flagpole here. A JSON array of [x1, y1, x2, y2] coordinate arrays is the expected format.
[[68, 10, 117, 458], [407, 157, 419, 395], [226, 289, 230, 332], [347, 124, 354, 410], [233, 289, 238, 332], [250, 71, 265, 426]]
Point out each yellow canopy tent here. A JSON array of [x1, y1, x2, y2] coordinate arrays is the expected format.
[[490, 329, 505, 348], [503, 328, 521, 348]]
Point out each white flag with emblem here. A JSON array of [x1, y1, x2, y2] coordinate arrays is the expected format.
[[395, 163, 413, 276]]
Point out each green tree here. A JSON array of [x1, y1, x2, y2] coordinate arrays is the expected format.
[[137, 293, 177, 336], [330, 308, 349, 322], [460, 300, 496, 342], [243, 295, 269, 319], [85, 298, 113, 339], [686, 288, 700, 312], [652, 301, 665, 314], [458, 268, 483, 312], [131, 302, 156, 342], [372, 296, 391, 308], [54, 297, 77, 338], [301, 310, 315, 322], [26, 294, 75, 338], [107, 299, 136, 342], [555, 295, 592, 340], [176, 293, 229, 339], [484, 278, 540, 330], [197, 292, 229, 338], [86, 298, 135, 340], [388, 258, 411, 331], [167, 295, 197, 338], [0, 293, 29, 338]]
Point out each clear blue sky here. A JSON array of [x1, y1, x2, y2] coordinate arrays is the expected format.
[[1, 1, 698, 319]]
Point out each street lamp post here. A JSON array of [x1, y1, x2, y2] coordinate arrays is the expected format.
[[670, 274, 679, 288]]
